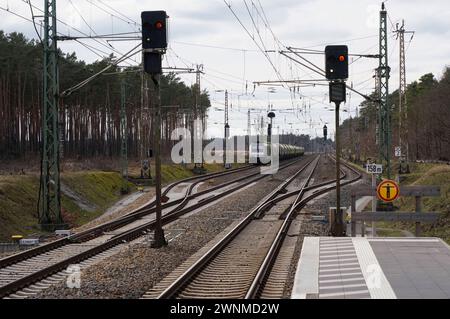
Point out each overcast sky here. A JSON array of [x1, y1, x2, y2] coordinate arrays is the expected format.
[[1, 0, 449, 139]]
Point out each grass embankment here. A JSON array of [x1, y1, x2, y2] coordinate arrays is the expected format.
[[61, 172, 133, 226], [129, 162, 244, 185], [0, 172, 130, 241], [377, 163, 450, 243], [160, 163, 237, 184], [0, 175, 41, 241], [0, 163, 245, 241], [398, 163, 450, 243]]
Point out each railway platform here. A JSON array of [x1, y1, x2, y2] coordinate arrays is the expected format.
[[292, 237, 450, 299]]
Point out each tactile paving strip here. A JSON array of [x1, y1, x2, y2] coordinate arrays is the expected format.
[[318, 238, 370, 299]]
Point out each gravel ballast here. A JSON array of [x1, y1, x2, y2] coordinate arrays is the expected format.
[[283, 166, 370, 297], [36, 158, 311, 299]]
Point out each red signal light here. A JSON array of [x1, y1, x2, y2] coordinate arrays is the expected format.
[[155, 21, 164, 29], [338, 55, 345, 62]]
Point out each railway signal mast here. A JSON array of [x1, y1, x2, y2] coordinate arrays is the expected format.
[[141, 10, 168, 248], [268, 112, 275, 158], [325, 45, 348, 237]]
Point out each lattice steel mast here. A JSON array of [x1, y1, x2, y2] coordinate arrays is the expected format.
[[39, 0, 64, 228], [378, 2, 391, 178], [395, 20, 414, 173]]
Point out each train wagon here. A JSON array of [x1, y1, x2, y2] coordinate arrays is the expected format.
[[249, 142, 304, 164]]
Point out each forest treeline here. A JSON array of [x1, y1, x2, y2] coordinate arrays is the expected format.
[[340, 67, 450, 162], [1, 31, 448, 163], [0, 31, 210, 160]]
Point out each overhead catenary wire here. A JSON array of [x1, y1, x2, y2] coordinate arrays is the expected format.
[[255, 0, 282, 48], [1, 4, 35, 24], [84, 0, 139, 29], [297, 34, 379, 49], [243, 0, 287, 81], [61, 43, 142, 97], [68, 0, 98, 37], [75, 39, 109, 59], [173, 40, 257, 52], [250, 0, 296, 108], [96, 0, 140, 27], [27, 0, 43, 43], [279, 48, 376, 102], [224, 0, 287, 88], [21, 0, 137, 66]]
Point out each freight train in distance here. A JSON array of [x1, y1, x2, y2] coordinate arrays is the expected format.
[[249, 142, 304, 164]]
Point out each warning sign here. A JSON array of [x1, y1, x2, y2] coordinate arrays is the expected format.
[[377, 179, 400, 202]]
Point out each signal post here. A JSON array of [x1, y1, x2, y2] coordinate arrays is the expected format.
[[325, 45, 349, 237], [141, 11, 168, 248]]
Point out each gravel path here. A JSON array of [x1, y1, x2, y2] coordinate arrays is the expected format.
[[73, 188, 156, 233], [36, 157, 312, 299], [311, 155, 337, 185], [196, 166, 259, 192]]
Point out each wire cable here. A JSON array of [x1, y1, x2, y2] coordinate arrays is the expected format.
[[224, 0, 286, 88], [61, 43, 142, 97], [68, 0, 98, 37], [27, 0, 43, 43], [22, 0, 136, 66]]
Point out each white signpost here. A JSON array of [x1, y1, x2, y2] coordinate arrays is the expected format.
[[366, 163, 383, 237], [395, 146, 402, 157]]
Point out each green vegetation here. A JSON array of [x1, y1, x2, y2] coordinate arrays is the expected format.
[[341, 158, 366, 174], [61, 172, 134, 226], [160, 163, 230, 184], [0, 31, 211, 160], [0, 163, 245, 241], [340, 69, 450, 163], [0, 175, 42, 241], [397, 164, 450, 243], [376, 229, 407, 237], [0, 172, 129, 241], [374, 163, 450, 243]]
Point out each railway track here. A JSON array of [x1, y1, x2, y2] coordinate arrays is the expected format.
[[0, 157, 309, 299], [144, 156, 361, 299], [0, 164, 256, 270]]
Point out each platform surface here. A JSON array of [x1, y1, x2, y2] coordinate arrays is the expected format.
[[292, 237, 450, 299]]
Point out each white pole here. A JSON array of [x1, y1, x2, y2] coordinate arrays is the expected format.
[[372, 174, 377, 237]]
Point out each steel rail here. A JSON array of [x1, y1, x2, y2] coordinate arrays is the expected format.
[[0, 158, 307, 298], [245, 158, 362, 298], [0, 164, 256, 268], [254, 162, 346, 219], [156, 156, 320, 299]]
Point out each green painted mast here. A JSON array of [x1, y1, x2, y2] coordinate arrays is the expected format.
[[378, 2, 391, 179], [39, 0, 63, 228]]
